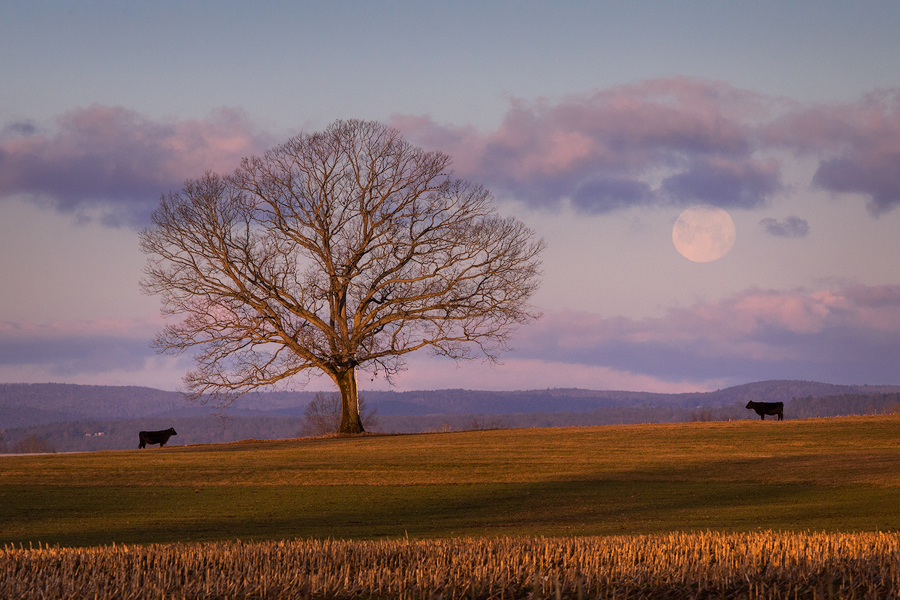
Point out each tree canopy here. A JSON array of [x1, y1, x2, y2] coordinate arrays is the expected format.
[[141, 119, 544, 433]]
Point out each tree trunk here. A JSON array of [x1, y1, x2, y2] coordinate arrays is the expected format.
[[335, 367, 364, 434]]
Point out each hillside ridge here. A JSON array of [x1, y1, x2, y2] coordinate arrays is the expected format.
[[3, 379, 900, 429]]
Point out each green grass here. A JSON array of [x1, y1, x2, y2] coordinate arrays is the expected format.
[[2, 415, 899, 547]]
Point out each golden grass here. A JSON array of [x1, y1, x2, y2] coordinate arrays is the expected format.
[[4, 531, 900, 599], [3, 415, 900, 488], [3, 417, 900, 596], [3, 415, 900, 547]]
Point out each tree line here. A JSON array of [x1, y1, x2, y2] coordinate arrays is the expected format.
[[3, 393, 897, 453]]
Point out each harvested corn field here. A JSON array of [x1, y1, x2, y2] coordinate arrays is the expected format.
[[4, 531, 900, 599]]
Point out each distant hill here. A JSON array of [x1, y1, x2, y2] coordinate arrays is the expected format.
[[0, 384, 208, 428], [352, 380, 900, 415], [3, 380, 900, 429], [661, 380, 900, 408], [3, 381, 899, 453]]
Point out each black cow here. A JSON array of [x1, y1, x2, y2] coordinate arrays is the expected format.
[[138, 427, 177, 448], [745, 401, 784, 421]]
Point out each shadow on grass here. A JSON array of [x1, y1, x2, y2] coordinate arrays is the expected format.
[[3, 471, 899, 547]]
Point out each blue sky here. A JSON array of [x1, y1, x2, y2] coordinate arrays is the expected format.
[[2, 1, 900, 393]]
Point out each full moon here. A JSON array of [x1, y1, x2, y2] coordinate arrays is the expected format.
[[672, 205, 736, 262]]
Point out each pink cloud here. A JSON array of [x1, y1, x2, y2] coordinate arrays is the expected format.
[[4, 81, 900, 228], [764, 89, 900, 215], [2, 286, 899, 388], [397, 80, 900, 216], [0, 316, 160, 339], [513, 284, 900, 384], [0, 105, 271, 226], [396, 78, 783, 212], [0, 314, 719, 392], [0, 316, 168, 375]]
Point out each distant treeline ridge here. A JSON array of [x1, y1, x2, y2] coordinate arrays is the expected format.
[[2, 392, 898, 454]]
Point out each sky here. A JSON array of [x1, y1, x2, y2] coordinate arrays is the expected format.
[[2, 1, 900, 395]]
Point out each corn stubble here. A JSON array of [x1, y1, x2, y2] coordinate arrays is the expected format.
[[3, 532, 899, 599]]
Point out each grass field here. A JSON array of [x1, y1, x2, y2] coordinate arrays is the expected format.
[[2, 415, 899, 547]]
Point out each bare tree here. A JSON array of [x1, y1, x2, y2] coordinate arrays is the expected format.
[[298, 392, 380, 437], [467, 415, 506, 431], [141, 119, 544, 433], [12, 434, 56, 454]]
